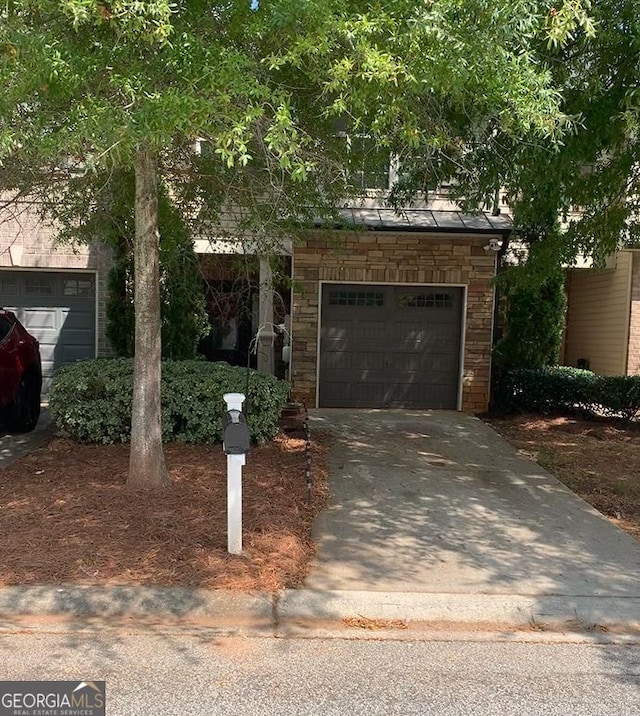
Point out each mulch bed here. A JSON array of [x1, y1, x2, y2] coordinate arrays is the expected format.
[[0, 433, 329, 591], [485, 413, 640, 541]]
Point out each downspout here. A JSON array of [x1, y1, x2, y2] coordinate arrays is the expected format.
[[488, 232, 511, 410]]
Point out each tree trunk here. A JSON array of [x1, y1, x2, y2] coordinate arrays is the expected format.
[[127, 147, 170, 489]]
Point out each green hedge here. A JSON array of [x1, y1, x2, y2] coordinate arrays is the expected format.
[[49, 358, 290, 444], [492, 366, 640, 421]]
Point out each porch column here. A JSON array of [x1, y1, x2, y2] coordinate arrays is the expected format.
[[257, 254, 275, 375]]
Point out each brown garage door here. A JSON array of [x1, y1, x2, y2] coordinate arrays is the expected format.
[[319, 284, 463, 409]]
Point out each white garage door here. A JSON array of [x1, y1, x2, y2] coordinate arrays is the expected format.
[[0, 271, 96, 392]]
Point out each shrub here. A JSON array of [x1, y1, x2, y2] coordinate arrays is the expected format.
[[493, 268, 566, 370], [596, 375, 640, 422], [492, 366, 640, 421], [104, 178, 209, 360], [49, 358, 289, 444]]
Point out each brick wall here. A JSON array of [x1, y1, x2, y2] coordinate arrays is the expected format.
[[291, 231, 497, 412], [628, 253, 640, 375], [0, 204, 113, 356]]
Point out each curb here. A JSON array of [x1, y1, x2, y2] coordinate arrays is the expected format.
[[278, 589, 640, 631], [0, 586, 273, 624], [1, 586, 639, 636]]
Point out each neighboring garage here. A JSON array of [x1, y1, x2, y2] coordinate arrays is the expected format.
[[319, 283, 463, 409], [0, 270, 96, 392]]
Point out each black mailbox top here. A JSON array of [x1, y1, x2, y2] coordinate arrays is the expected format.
[[223, 409, 251, 455]]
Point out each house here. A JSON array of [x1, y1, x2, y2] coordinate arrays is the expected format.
[[0, 194, 511, 412], [0, 203, 112, 392], [563, 248, 640, 376], [170, 191, 512, 412]]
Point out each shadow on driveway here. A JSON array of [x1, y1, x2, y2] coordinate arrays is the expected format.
[[306, 409, 640, 599]]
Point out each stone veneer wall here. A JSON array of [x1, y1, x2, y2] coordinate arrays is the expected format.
[[627, 253, 640, 375], [0, 203, 113, 356], [291, 231, 497, 412]]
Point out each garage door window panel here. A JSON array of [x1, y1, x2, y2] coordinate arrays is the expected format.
[[399, 292, 454, 309], [0, 275, 18, 294], [329, 291, 384, 307], [25, 277, 55, 297], [63, 278, 95, 297]]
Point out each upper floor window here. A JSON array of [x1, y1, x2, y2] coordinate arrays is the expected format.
[[334, 117, 392, 191], [346, 135, 391, 191]]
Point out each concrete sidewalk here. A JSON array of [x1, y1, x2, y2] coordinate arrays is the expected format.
[[0, 409, 639, 634]]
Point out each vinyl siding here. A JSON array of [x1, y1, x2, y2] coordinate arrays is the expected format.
[[564, 252, 633, 375], [627, 253, 640, 375]]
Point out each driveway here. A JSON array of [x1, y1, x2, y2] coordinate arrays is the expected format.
[[306, 410, 640, 601], [0, 407, 53, 470]]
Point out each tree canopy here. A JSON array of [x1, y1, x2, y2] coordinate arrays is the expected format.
[[0, 1, 593, 230], [0, 0, 595, 485], [388, 0, 639, 275]]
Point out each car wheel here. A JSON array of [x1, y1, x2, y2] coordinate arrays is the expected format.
[[7, 373, 41, 433]]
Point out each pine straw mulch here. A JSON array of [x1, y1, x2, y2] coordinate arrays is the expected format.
[[0, 432, 330, 591], [485, 413, 640, 541]]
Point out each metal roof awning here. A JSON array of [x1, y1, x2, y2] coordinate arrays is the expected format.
[[323, 207, 512, 235]]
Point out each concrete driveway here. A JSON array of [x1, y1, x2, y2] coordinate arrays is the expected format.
[[295, 410, 640, 625], [0, 407, 52, 470]]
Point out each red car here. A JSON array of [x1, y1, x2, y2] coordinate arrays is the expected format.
[[0, 308, 42, 432]]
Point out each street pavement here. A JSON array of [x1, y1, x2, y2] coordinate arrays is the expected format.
[[1, 629, 639, 715]]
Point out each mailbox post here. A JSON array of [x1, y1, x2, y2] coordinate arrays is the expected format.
[[223, 392, 250, 555]]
